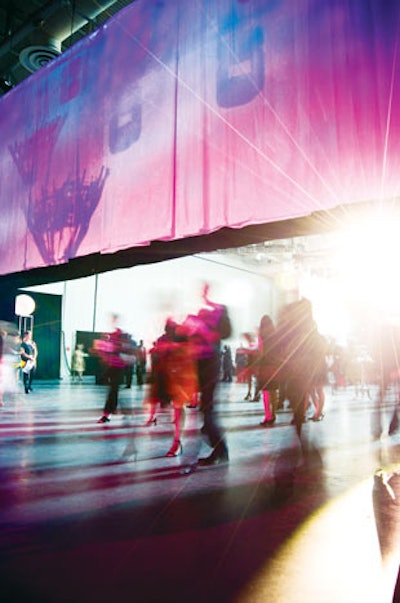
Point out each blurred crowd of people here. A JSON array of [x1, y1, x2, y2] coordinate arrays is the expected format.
[[88, 291, 335, 465], [2, 284, 400, 464]]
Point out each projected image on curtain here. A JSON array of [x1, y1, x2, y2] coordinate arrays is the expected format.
[[0, 0, 399, 275], [9, 114, 109, 265]]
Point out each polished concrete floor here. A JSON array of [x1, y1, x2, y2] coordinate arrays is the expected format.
[[1, 377, 399, 602]]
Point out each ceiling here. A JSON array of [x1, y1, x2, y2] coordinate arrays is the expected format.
[[0, 0, 135, 95]]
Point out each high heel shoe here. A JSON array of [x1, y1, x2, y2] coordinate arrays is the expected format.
[[311, 413, 324, 422], [165, 439, 182, 457], [260, 417, 276, 427], [144, 417, 157, 427]]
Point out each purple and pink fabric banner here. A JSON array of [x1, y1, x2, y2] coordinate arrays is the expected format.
[[0, 0, 399, 275]]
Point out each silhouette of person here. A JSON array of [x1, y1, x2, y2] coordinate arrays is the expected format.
[[277, 299, 317, 436], [241, 332, 259, 400], [257, 314, 280, 426], [136, 339, 147, 386], [221, 344, 234, 382], [20, 330, 38, 394]]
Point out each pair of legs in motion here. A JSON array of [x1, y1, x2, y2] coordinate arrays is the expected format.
[[244, 371, 260, 401], [145, 400, 184, 457], [98, 366, 124, 423], [166, 405, 184, 456], [148, 353, 229, 464], [197, 355, 229, 465], [259, 380, 325, 431], [260, 387, 278, 426], [309, 384, 325, 421]]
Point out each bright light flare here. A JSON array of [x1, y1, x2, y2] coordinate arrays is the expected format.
[[332, 214, 400, 319], [299, 274, 350, 344]]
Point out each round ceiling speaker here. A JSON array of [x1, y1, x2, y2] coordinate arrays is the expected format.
[[19, 45, 61, 73]]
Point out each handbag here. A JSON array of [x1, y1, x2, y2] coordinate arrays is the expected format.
[[22, 359, 34, 374]]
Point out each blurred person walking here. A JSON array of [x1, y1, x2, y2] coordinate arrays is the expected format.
[[94, 315, 135, 423], [240, 332, 259, 400], [257, 315, 280, 427], [275, 300, 315, 436], [185, 283, 231, 466]]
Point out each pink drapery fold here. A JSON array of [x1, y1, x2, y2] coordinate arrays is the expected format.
[[0, 0, 399, 276]]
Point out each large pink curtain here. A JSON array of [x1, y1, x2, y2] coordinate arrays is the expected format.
[[0, 0, 399, 275]]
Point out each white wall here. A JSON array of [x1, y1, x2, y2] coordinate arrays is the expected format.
[[25, 253, 275, 377]]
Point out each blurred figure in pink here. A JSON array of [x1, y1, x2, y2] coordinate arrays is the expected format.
[[164, 322, 198, 457], [184, 283, 232, 466], [94, 314, 135, 423], [144, 319, 198, 457]]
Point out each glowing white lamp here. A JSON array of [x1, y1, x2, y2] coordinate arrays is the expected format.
[[15, 294, 36, 317]]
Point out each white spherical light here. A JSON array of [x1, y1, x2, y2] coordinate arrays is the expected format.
[[15, 294, 36, 317]]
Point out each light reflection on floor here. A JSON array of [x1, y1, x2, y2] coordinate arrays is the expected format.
[[239, 479, 383, 603], [0, 379, 399, 602]]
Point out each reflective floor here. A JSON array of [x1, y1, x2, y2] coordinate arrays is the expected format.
[[0, 378, 399, 602]]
